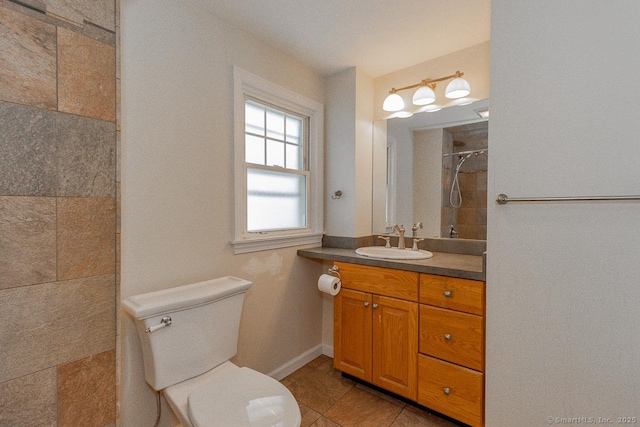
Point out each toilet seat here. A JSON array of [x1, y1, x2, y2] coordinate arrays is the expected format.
[[164, 362, 300, 427], [188, 367, 300, 427]]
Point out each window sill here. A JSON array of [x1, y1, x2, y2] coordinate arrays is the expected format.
[[231, 232, 324, 254]]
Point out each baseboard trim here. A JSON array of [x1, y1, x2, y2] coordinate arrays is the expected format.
[[322, 344, 334, 358], [267, 344, 325, 381]]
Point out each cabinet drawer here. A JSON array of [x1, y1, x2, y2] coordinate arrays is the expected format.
[[335, 262, 419, 301], [420, 274, 484, 315], [418, 355, 483, 427], [419, 305, 484, 371]]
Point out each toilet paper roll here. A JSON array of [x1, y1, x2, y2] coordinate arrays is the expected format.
[[317, 274, 341, 296]]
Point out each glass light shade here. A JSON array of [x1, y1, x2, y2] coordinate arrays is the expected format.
[[383, 93, 404, 112], [412, 86, 436, 105], [445, 77, 471, 99], [417, 104, 442, 113], [390, 111, 413, 119], [448, 97, 474, 106]]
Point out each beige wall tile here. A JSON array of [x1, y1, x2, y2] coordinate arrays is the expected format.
[[58, 27, 115, 121], [57, 197, 116, 280], [456, 207, 477, 225], [0, 101, 116, 198], [0, 368, 57, 427], [43, 0, 115, 31], [0, 196, 56, 289], [0, 274, 115, 383], [58, 350, 116, 427], [0, 6, 57, 110]]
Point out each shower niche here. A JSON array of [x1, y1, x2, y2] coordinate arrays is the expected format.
[[374, 116, 488, 241]]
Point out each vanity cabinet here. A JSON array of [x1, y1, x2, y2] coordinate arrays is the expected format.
[[332, 263, 485, 426], [333, 262, 418, 400], [418, 274, 485, 427]]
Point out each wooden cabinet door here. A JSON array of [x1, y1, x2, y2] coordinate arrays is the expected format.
[[334, 288, 372, 381], [372, 295, 418, 400]]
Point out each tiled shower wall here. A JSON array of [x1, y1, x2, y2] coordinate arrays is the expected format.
[[0, 0, 120, 425], [441, 123, 488, 240]]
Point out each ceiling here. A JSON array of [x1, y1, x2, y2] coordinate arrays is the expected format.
[[193, 0, 491, 78]]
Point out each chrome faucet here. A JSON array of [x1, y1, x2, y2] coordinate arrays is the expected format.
[[393, 224, 406, 249], [411, 222, 423, 237], [449, 224, 459, 238]]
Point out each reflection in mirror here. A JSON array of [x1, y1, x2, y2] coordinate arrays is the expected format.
[[439, 122, 488, 239], [372, 101, 488, 240]]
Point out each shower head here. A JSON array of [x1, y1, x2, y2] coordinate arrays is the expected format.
[[456, 152, 473, 169]]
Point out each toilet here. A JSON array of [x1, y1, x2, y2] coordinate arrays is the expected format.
[[123, 276, 301, 427]]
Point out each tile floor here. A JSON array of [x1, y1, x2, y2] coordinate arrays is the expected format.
[[280, 355, 463, 427]]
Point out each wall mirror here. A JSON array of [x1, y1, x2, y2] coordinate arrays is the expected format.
[[372, 99, 489, 241]]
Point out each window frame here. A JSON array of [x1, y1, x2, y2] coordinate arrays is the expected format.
[[231, 67, 324, 254]]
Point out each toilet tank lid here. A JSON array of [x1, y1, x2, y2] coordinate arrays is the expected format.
[[122, 276, 252, 320]]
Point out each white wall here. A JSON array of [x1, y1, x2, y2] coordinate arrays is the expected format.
[[355, 69, 374, 237], [487, 1, 640, 424], [325, 69, 357, 238], [324, 67, 374, 238], [372, 119, 389, 233], [120, 1, 325, 425], [413, 129, 444, 237]]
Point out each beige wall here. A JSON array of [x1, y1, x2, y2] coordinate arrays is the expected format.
[[120, 1, 325, 425], [0, 0, 119, 426]]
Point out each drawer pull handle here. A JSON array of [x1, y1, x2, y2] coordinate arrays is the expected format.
[[373, 303, 379, 309], [443, 387, 451, 395], [364, 302, 370, 307], [443, 290, 452, 298], [444, 333, 452, 341]]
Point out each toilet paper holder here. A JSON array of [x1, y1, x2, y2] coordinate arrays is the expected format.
[[328, 265, 341, 280]]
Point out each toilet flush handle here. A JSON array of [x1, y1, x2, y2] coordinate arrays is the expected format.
[[145, 316, 172, 334]]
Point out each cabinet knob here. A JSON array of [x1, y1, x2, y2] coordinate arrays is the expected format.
[[443, 290, 452, 298], [443, 387, 451, 395], [364, 302, 370, 307], [373, 303, 379, 309], [444, 333, 451, 341]]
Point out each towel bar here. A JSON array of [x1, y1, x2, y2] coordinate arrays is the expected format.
[[496, 193, 640, 204]]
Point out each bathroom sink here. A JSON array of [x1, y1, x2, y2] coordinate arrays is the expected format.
[[355, 246, 433, 260]]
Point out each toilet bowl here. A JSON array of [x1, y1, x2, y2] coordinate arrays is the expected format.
[[123, 276, 301, 426], [164, 361, 300, 427]]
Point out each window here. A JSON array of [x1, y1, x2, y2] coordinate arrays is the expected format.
[[232, 67, 323, 254], [245, 101, 307, 232]]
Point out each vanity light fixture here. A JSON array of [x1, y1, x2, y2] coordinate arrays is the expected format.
[[382, 71, 471, 112]]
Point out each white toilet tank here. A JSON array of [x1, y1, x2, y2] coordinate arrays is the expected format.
[[123, 276, 252, 391]]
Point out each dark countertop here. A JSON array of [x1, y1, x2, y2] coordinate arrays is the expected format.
[[297, 247, 485, 281]]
